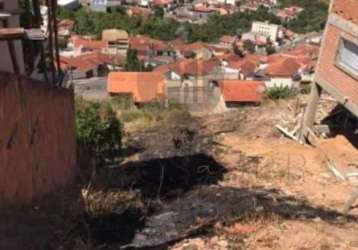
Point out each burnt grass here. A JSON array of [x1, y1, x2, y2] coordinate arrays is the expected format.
[[77, 153, 358, 250]]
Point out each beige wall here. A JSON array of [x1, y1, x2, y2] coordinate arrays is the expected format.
[[0, 0, 25, 74]]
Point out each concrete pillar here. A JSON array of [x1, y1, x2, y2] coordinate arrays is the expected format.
[[300, 82, 322, 141]]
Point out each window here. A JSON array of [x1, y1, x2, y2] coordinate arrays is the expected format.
[[336, 38, 358, 78]]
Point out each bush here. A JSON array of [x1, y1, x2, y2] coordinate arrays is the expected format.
[[265, 86, 298, 100], [76, 98, 122, 166], [111, 94, 134, 110]]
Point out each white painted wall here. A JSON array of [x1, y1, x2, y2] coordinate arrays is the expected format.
[[265, 77, 298, 89], [251, 21, 279, 41]]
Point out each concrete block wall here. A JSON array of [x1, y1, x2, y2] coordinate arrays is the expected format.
[[0, 71, 76, 204]]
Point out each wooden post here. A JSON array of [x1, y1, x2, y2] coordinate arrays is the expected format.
[[52, 0, 61, 82], [46, 0, 56, 84], [299, 82, 322, 142]]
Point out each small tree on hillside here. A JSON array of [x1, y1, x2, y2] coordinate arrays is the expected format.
[[153, 6, 164, 19], [243, 40, 256, 53], [266, 45, 276, 55], [125, 49, 141, 71]]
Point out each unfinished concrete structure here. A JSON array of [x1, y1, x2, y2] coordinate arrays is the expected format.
[[302, 0, 358, 133], [301, 0, 358, 214]]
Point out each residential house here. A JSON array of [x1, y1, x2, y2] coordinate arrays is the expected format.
[[193, 2, 215, 14], [60, 52, 111, 79], [264, 57, 301, 88], [150, 0, 174, 9], [90, 0, 122, 12], [220, 80, 266, 107], [217, 53, 241, 79], [154, 58, 221, 103], [58, 19, 75, 39], [129, 35, 174, 63], [276, 6, 303, 22], [217, 0, 236, 6], [138, 0, 150, 7], [251, 21, 279, 42], [303, 0, 358, 132], [69, 35, 108, 53], [186, 42, 213, 59], [221, 54, 261, 80], [107, 72, 166, 103], [58, 0, 80, 10], [215, 4, 235, 15], [219, 35, 237, 48], [207, 45, 231, 57], [102, 29, 129, 55], [127, 6, 152, 19], [240, 0, 277, 11]]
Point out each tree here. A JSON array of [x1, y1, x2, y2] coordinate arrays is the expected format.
[[153, 6, 165, 19], [266, 45, 276, 55], [125, 49, 141, 71], [243, 40, 256, 53], [76, 98, 122, 166]]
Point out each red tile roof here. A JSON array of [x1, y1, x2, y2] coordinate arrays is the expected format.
[[266, 57, 301, 77], [151, 0, 173, 7], [216, 53, 241, 62], [71, 35, 107, 50], [128, 7, 152, 18], [220, 80, 266, 103], [153, 64, 170, 74], [107, 72, 165, 103], [129, 35, 170, 52], [58, 19, 75, 31], [220, 35, 236, 44], [60, 52, 111, 72], [226, 53, 261, 76], [168, 58, 219, 77]]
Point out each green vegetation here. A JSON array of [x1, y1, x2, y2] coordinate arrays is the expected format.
[[153, 6, 165, 19], [266, 45, 276, 55], [279, 0, 329, 33], [125, 49, 141, 71], [243, 40, 256, 53], [58, 5, 282, 42], [57, 0, 329, 42], [76, 98, 123, 165], [265, 86, 298, 100]]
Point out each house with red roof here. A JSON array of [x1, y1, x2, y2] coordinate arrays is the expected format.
[[127, 7, 152, 19], [107, 72, 166, 104], [57, 19, 75, 39], [150, 0, 174, 8], [276, 6, 303, 22], [153, 58, 222, 104], [220, 80, 266, 107], [219, 35, 237, 48], [219, 53, 261, 80], [60, 52, 112, 79], [129, 35, 174, 62], [263, 56, 302, 88], [69, 35, 107, 51]]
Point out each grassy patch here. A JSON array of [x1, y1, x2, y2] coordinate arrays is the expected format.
[[265, 86, 298, 100]]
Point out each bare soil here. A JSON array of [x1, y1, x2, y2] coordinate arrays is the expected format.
[[1, 98, 357, 250]]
